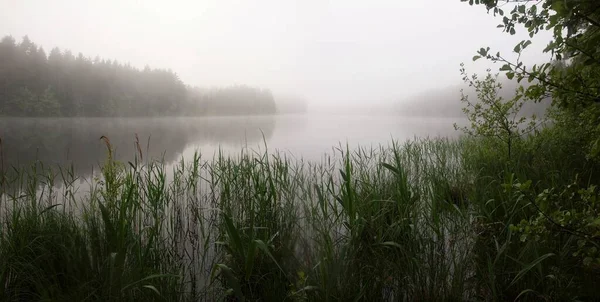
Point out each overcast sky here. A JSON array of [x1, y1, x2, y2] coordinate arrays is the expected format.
[[0, 0, 552, 105]]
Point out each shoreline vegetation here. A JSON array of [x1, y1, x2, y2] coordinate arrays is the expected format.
[[0, 35, 308, 117], [2, 0, 600, 300], [1, 130, 599, 301]]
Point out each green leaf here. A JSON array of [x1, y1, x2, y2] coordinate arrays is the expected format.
[[39, 204, 62, 216], [339, 169, 348, 182], [244, 240, 258, 281], [590, 138, 600, 158], [500, 64, 513, 71], [142, 285, 161, 296], [472, 55, 482, 61], [255, 239, 286, 276], [293, 286, 320, 294], [122, 274, 179, 292], [97, 201, 116, 246], [552, 1, 564, 15], [223, 214, 245, 260], [212, 264, 244, 301], [519, 180, 532, 190], [514, 44, 521, 53], [509, 253, 555, 287], [379, 241, 403, 249], [510, 28, 516, 35], [380, 162, 400, 175]]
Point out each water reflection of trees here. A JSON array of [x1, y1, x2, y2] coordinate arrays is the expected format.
[[0, 116, 275, 178]]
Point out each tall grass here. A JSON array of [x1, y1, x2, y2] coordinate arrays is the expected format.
[[0, 134, 598, 301]]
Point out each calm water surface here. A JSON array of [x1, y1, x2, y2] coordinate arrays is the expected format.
[[0, 115, 461, 181], [0, 115, 467, 294]]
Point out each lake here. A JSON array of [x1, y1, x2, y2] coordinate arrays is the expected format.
[[0, 115, 461, 181], [0, 114, 466, 296]]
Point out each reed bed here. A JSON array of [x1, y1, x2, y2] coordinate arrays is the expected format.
[[0, 135, 598, 301]]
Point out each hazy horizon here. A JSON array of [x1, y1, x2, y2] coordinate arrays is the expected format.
[[0, 0, 552, 107]]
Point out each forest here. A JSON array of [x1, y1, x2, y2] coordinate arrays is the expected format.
[[0, 35, 277, 117]]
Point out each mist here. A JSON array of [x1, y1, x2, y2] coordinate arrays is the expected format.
[[0, 0, 552, 108], [3, 1, 599, 299]]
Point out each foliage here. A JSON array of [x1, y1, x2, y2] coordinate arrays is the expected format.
[[0, 131, 599, 300], [465, 0, 600, 158], [511, 179, 600, 266], [0, 138, 475, 301], [454, 65, 540, 158], [2, 86, 61, 117], [36, 87, 62, 116], [1, 0, 600, 300], [0, 35, 277, 117], [458, 1, 600, 299], [210, 151, 299, 301], [0, 145, 181, 301], [188, 86, 278, 116]]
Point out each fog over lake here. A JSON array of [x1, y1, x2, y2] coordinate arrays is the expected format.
[[3, 0, 596, 299], [0, 115, 461, 180]]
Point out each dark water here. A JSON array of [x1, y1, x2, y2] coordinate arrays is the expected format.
[[0, 115, 461, 180]]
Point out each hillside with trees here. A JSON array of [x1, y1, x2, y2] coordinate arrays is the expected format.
[[0, 35, 277, 117], [397, 79, 551, 118]]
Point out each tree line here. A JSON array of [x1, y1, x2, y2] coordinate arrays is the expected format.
[[0, 35, 277, 117], [397, 77, 552, 118]]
